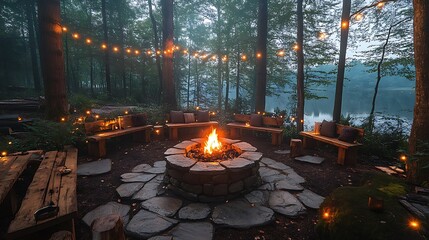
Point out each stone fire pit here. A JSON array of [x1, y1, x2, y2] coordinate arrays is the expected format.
[[164, 138, 263, 202]]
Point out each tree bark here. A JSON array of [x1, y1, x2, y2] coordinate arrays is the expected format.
[[332, 0, 351, 123], [161, 0, 176, 109], [235, 42, 240, 112], [148, 0, 162, 103], [255, 0, 268, 114], [101, 0, 111, 95], [26, 0, 42, 93], [225, 53, 230, 111], [409, 0, 429, 155], [37, 0, 68, 120], [215, 0, 223, 112], [296, 0, 305, 131]]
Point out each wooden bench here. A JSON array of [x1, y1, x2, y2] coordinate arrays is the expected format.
[[8, 148, 78, 239], [299, 123, 364, 165], [87, 125, 153, 158], [0, 150, 43, 214], [227, 114, 284, 145], [166, 121, 219, 140]]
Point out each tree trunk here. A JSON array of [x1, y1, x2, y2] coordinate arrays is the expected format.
[[332, 0, 351, 123], [255, 0, 268, 113], [187, 48, 191, 109], [148, 0, 162, 103], [409, 0, 429, 155], [296, 0, 305, 131], [235, 43, 240, 112], [161, 0, 176, 109], [101, 0, 111, 95], [225, 54, 230, 111], [117, 1, 127, 97], [38, 0, 68, 120], [26, 0, 42, 93], [215, 0, 223, 112], [195, 58, 200, 106]]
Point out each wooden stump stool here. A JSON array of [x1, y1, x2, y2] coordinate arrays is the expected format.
[[290, 139, 303, 158], [91, 214, 125, 240]]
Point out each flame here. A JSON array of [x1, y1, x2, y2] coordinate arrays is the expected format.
[[204, 129, 222, 155]]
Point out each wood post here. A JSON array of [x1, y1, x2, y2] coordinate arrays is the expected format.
[[91, 214, 125, 240], [290, 139, 303, 158]]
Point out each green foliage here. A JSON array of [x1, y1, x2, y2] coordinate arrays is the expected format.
[[316, 172, 425, 240], [69, 94, 96, 112], [0, 120, 85, 152]]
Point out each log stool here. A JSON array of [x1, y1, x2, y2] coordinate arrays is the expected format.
[[91, 214, 125, 240], [290, 139, 303, 158]]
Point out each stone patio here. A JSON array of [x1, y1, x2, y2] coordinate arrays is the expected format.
[[82, 138, 325, 239]]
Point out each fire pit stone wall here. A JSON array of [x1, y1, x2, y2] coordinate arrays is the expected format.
[[164, 138, 263, 202]]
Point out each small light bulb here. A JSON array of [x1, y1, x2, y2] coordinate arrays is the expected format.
[[72, 33, 79, 39], [1, 151, 7, 156], [126, 48, 131, 54], [135, 50, 140, 55], [86, 110, 91, 115], [256, 53, 262, 58], [101, 44, 107, 49], [124, 111, 129, 115], [86, 38, 92, 44], [61, 117, 66, 122]]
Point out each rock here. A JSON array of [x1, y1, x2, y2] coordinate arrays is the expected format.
[[82, 202, 130, 227], [154, 161, 167, 167], [261, 157, 279, 166], [274, 150, 291, 154], [116, 183, 144, 198], [126, 210, 178, 239], [266, 162, 292, 171], [212, 200, 274, 228], [77, 159, 111, 176], [262, 173, 288, 183], [169, 222, 214, 240], [121, 173, 142, 179], [275, 179, 304, 191], [132, 179, 162, 201], [174, 141, 197, 149], [220, 158, 254, 170], [258, 183, 275, 191], [132, 164, 152, 173], [164, 148, 185, 155], [190, 162, 226, 174], [121, 173, 156, 183], [295, 155, 325, 164], [144, 167, 166, 174], [148, 236, 173, 240], [229, 180, 244, 193], [219, 138, 241, 144], [191, 138, 205, 143], [141, 197, 183, 217], [259, 167, 281, 178], [178, 203, 211, 220], [285, 173, 306, 184], [232, 142, 257, 152], [297, 189, 325, 209], [245, 190, 269, 205], [165, 155, 197, 169], [239, 152, 263, 162], [269, 190, 306, 217]]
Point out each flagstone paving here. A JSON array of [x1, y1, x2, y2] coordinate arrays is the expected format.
[[77, 158, 111, 176], [82, 141, 327, 240], [295, 155, 325, 164]]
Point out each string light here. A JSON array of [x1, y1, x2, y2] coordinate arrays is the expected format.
[[156, 50, 161, 55], [126, 48, 132, 54], [72, 33, 79, 39], [8, 141, 12, 145], [318, 32, 327, 40], [147, 50, 153, 55], [1, 151, 7, 157], [86, 38, 92, 44], [175, 46, 180, 50], [341, 21, 349, 29], [241, 54, 247, 61], [256, 52, 262, 58], [135, 50, 140, 55], [183, 49, 188, 54], [355, 13, 364, 22], [376, 2, 385, 9], [293, 44, 299, 51], [17, 116, 22, 121], [400, 155, 407, 161], [101, 43, 107, 49], [113, 46, 119, 52], [193, 52, 199, 58], [61, 117, 66, 122], [86, 110, 91, 115], [409, 219, 420, 230], [276, 50, 285, 57], [211, 55, 217, 60], [62, 26, 68, 32], [222, 55, 228, 62]]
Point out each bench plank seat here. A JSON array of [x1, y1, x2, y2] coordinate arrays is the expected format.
[[299, 124, 364, 165], [227, 122, 283, 145], [166, 121, 218, 140], [8, 148, 78, 239]]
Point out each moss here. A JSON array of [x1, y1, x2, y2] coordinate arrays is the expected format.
[[316, 172, 426, 240]]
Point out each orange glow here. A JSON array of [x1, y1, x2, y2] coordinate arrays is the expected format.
[[355, 13, 364, 22], [113, 47, 119, 52], [211, 55, 217, 60], [101, 44, 107, 49], [147, 50, 153, 55], [196, 106, 200, 110], [194, 52, 199, 58], [8, 141, 12, 145], [17, 116, 22, 121], [72, 33, 79, 39], [62, 27, 68, 32], [78, 117, 83, 122], [204, 129, 222, 155], [135, 50, 140, 55], [341, 21, 349, 29], [222, 55, 228, 62], [156, 50, 161, 55], [293, 44, 299, 51], [276, 50, 285, 57], [376, 2, 385, 9], [124, 110, 129, 115], [183, 49, 188, 54], [86, 38, 92, 44], [155, 129, 160, 134], [318, 32, 327, 40], [323, 212, 330, 219], [256, 52, 262, 58], [1, 151, 7, 157], [245, 122, 250, 127], [95, 115, 100, 119], [241, 54, 247, 61], [409, 219, 420, 230], [400, 155, 407, 161], [61, 117, 66, 122], [86, 110, 91, 115], [126, 48, 132, 54]]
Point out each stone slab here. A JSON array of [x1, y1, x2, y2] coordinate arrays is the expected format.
[[116, 183, 144, 198], [275, 179, 304, 191], [77, 159, 111, 176], [144, 167, 166, 174], [190, 162, 225, 174], [132, 163, 152, 173], [261, 157, 278, 166], [269, 190, 306, 217], [154, 161, 167, 167], [164, 148, 185, 155], [141, 197, 183, 217], [126, 210, 178, 239], [220, 138, 241, 144], [82, 201, 130, 227], [132, 178, 162, 201], [265, 162, 292, 171], [245, 190, 269, 205], [259, 167, 281, 178], [274, 150, 291, 154], [121, 173, 156, 183], [285, 173, 306, 184], [178, 203, 211, 220], [169, 222, 214, 240], [262, 172, 288, 184], [212, 200, 274, 228], [191, 138, 205, 144], [220, 158, 254, 170], [174, 140, 197, 149], [165, 155, 197, 169], [297, 189, 325, 209], [295, 155, 325, 164], [232, 142, 257, 152], [238, 152, 263, 162]]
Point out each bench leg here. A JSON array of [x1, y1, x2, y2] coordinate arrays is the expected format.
[[88, 140, 106, 158], [345, 148, 357, 166], [169, 128, 178, 140], [337, 148, 346, 165], [302, 137, 315, 149], [145, 129, 151, 143], [133, 130, 151, 143], [271, 133, 280, 145]]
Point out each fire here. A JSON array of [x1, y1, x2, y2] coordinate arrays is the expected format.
[[204, 129, 222, 155]]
